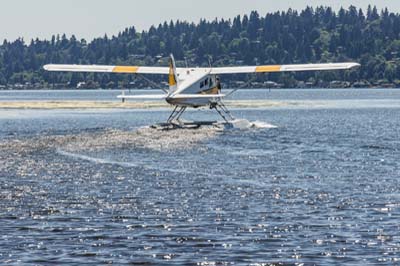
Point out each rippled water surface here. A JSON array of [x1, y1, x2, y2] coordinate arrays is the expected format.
[[1, 89, 400, 265]]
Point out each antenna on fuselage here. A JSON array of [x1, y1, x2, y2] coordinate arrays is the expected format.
[[184, 57, 188, 68], [208, 56, 213, 68]]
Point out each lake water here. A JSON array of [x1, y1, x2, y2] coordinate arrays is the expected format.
[[1, 89, 400, 265]]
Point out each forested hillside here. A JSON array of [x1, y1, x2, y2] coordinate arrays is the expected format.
[[1, 5, 400, 89]]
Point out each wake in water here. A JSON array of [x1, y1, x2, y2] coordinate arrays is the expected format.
[[60, 120, 278, 153], [56, 149, 140, 168], [56, 149, 191, 173], [61, 126, 219, 152]]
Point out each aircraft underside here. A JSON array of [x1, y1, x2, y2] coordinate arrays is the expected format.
[[166, 97, 217, 108]]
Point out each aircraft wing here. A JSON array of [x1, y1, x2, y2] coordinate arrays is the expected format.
[[43, 64, 170, 74], [44, 62, 360, 75], [210, 62, 360, 75]]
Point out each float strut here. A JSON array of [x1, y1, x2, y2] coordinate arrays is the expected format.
[[167, 106, 187, 123], [211, 101, 234, 122]]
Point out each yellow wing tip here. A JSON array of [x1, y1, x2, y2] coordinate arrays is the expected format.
[[255, 65, 282, 73], [112, 66, 139, 73]]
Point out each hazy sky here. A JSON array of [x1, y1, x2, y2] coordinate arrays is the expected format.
[[1, 0, 399, 42]]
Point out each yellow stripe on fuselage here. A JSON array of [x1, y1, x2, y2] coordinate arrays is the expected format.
[[200, 87, 219, 95], [112, 66, 139, 73], [255, 65, 282, 73]]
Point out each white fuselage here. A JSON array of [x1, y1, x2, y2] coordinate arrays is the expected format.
[[166, 68, 221, 107]]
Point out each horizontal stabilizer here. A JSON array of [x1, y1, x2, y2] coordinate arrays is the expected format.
[[171, 94, 225, 99], [117, 94, 167, 99]]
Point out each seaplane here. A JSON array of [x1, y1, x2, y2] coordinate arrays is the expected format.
[[44, 55, 360, 129]]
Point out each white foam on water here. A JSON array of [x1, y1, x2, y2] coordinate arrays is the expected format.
[[216, 119, 278, 130], [251, 120, 278, 129]]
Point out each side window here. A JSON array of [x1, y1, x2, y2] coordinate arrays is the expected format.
[[205, 79, 208, 86], [209, 78, 213, 87], [200, 81, 204, 88]]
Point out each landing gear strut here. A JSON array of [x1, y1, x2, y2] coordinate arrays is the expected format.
[[210, 101, 235, 122], [167, 106, 187, 124]]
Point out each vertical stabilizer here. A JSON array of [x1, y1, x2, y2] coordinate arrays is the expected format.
[[168, 54, 179, 93]]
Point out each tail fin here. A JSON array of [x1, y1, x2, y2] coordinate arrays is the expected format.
[[168, 54, 179, 93]]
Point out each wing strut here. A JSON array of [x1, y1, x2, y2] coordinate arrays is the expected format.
[[136, 73, 168, 94], [224, 74, 261, 98]]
